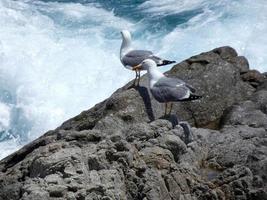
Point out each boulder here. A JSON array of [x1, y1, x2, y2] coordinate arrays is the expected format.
[[0, 47, 266, 200]]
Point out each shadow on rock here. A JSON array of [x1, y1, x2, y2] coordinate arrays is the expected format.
[[159, 114, 193, 144], [159, 114, 179, 128], [134, 86, 155, 122]]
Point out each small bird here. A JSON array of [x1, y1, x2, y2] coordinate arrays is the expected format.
[[133, 59, 202, 115], [120, 30, 175, 86]]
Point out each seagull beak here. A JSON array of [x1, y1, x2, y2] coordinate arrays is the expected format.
[[132, 64, 142, 71]]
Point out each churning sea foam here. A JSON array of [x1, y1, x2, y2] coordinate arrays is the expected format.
[[140, 0, 267, 72], [0, 0, 135, 159]]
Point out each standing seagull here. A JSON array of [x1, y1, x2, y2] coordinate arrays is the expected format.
[[133, 59, 202, 115], [120, 30, 175, 86]]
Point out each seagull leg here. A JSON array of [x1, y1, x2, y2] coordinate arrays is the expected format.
[[164, 102, 168, 116], [136, 70, 141, 86], [168, 102, 173, 115], [133, 70, 138, 86]]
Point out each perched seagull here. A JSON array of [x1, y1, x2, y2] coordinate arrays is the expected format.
[[133, 59, 202, 115], [120, 30, 175, 86]]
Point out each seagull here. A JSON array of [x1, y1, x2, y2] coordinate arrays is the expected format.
[[133, 59, 202, 115], [120, 30, 175, 86]]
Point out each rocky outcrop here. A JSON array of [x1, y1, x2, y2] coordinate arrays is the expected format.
[[0, 46, 266, 200]]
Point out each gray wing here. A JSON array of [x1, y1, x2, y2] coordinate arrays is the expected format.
[[122, 50, 162, 66], [156, 77, 196, 93], [151, 77, 194, 102]]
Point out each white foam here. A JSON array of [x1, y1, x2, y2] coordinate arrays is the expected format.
[[154, 0, 267, 72], [0, 102, 10, 132], [0, 139, 23, 159], [0, 0, 134, 159], [138, 0, 212, 16]]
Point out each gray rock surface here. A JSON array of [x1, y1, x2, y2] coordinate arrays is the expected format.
[[0, 46, 266, 200]]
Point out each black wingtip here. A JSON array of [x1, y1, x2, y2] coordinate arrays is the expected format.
[[182, 94, 202, 101], [189, 94, 202, 100], [158, 60, 176, 66]]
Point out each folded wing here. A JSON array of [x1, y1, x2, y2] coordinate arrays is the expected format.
[[151, 77, 196, 102]]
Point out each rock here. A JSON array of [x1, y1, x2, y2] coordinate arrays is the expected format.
[[159, 134, 187, 161], [44, 174, 62, 184], [228, 56, 250, 73], [167, 47, 254, 128], [252, 90, 267, 114], [59, 47, 255, 131], [241, 70, 265, 87], [212, 46, 238, 59], [0, 47, 266, 200], [47, 185, 67, 197], [221, 101, 267, 128], [21, 189, 49, 200]]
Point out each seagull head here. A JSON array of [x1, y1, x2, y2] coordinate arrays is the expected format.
[[120, 30, 131, 41], [133, 59, 157, 71]]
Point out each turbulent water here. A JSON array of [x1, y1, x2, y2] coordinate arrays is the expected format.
[[0, 0, 266, 159]]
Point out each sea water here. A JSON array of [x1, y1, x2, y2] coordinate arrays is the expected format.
[[0, 0, 266, 159]]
